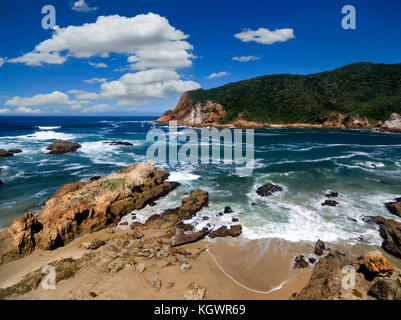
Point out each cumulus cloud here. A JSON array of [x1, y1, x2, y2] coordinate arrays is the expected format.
[[234, 27, 295, 45], [16, 107, 42, 114], [9, 13, 196, 70], [88, 62, 108, 68], [6, 91, 70, 107], [0, 58, 5, 67], [68, 90, 99, 100], [81, 104, 112, 113], [0, 108, 11, 114], [71, 0, 98, 12], [99, 69, 200, 105], [206, 71, 230, 79], [232, 55, 261, 62], [83, 77, 107, 84]]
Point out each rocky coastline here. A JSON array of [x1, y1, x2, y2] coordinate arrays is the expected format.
[[0, 163, 401, 300], [157, 93, 401, 133]]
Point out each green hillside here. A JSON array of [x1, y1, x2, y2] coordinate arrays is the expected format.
[[187, 62, 401, 124]]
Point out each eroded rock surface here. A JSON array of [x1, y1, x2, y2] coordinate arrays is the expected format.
[[47, 141, 81, 154], [0, 162, 179, 264]]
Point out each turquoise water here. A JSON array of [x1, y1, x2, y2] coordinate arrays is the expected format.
[[1, 116, 401, 246]]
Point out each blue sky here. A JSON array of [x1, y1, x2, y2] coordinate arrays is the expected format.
[[0, 0, 400, 116]]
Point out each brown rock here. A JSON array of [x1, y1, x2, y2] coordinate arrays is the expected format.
[[315, 239, 326, 256], [256, 183, 282, 197], [294, 255, 309, 269], [82, 239, 106, 250], [0, 149, 13, 158], [0, 162, 179, 264], [362, 251, 394, 276], [171, 231, 206, 246], [368, 278, 401, 300], [369, 216, 401, 259], [184, 282, 206, 300], [384, 198, 401, 217], [8, 149, 22, 154], [46, 141, 81, 154], [145, 190, 208, 229], [209, 225, 242, 238]]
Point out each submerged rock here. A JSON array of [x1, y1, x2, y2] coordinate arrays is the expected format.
[[321, 200, 339, 207], [325, 192, 338, 198], [0, 180, 3, 186], [256, 183, 282, 197], [46, 141, 81, 154], [104, 141, 133, 146], [384, 198, 401, 217], [0, 162, 179, 264], [209, 225, 242, 238], [223, 206, 233, 214], [8, 149, 22, 154]]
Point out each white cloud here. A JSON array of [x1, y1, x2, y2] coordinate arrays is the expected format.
[[206, 71, 230, 79], [0, 108, 11, 114], [99, 69, 200, 105], [16, 107, 42, 114], [70, 104, 83, 110], [71, 0, 98, 12], [67, 90, 99, 100], [6, 91, 70, 107], [81, 104, 112, 113], [232, 55, 261, 62], [83, 77, 107, 83], [9, 13, 195, 70], [234, 27, 295, 45], [88, 62, 108, 68], [0, 58, 5, 68]]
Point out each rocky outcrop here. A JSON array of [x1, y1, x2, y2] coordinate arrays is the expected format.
[[157, 93, 226, 126], [0, 162, 179, 264], [367, 216, 401, 259], [384, 113, 401, 130], [385, 198, 401, 217], [47, 141, 81, 154], [314, 239, 326, 256], [294, 255, 309, 269], [171, 230, 206, 247], [209, 225, 242, 238], [256, 183, 282, 197], [322, 200, 339, 207], [145, 190, 209, 230], [294, 250, 401, 300]]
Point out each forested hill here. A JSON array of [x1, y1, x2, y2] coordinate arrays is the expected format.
[[187, 62, 401, 124]]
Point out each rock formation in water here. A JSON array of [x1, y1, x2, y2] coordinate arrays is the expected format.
[[0, 162, 179, 264], [47, 141, 82, 154]]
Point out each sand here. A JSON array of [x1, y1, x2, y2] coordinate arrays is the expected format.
[[0, 228, 315, 300]]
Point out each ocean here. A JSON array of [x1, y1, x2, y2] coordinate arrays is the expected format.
[[1, 116, 401, 248]]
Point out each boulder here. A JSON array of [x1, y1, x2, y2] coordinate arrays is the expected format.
[[368, 216, 401, 259], [314, 239, 326, 256], [256, 183, 282, 197], [384, 113, 401, 130], [82, 239, 106, 250], [368, 278, 401, 300], [361, 251, 394, 276], [209, 225, 242, 238], [8, 149, 22, 154], [384, 198, 401, 217], [47, 141, 81, 154], [180, 262, 192, 272], [0, 162, 179, 264], [321, 200, 338, 207], [223, 206, 233, 214], [184, 282, 206, 300], [171, 231, 206, 246], [0, 149, 13, 158], [294, 255, 309, 269]]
